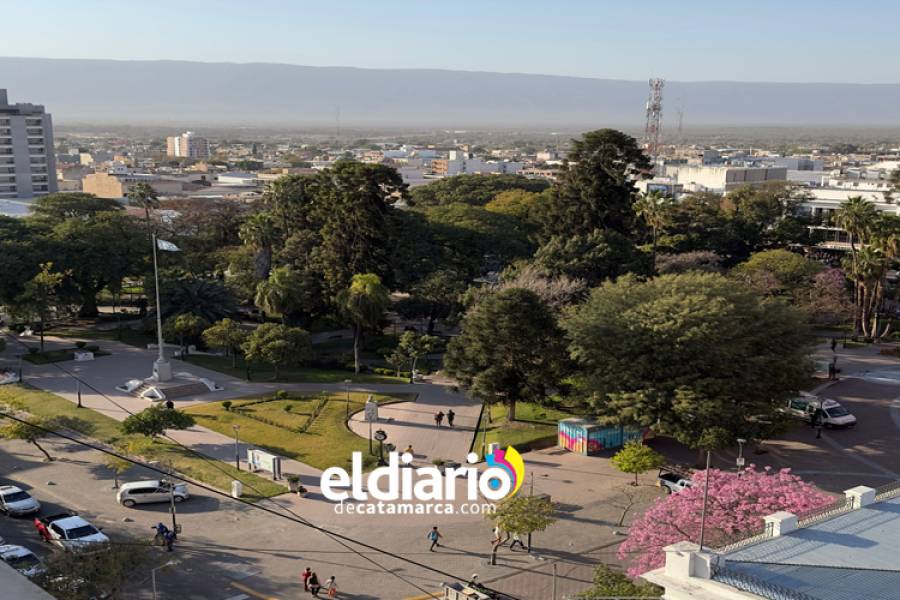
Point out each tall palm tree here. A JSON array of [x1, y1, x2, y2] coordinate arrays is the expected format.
[[835, 196, 879, 335], [633, 190, 672, 266], [337, 273, 390, 374], [239, 213, 277, 281], [254, 266, 306, 325], [127, 181, 159, 234]]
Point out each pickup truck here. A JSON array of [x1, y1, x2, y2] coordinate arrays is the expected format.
[[658, 469, 694, 494], [38, 512, 109, 551]]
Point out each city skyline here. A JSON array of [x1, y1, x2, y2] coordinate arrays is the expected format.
[[1, 0, 899, 84]]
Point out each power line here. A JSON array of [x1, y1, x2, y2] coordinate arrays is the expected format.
[[0, 408, 517, 599]]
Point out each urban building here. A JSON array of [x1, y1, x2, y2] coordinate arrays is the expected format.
[[643, 482, 900, 599], [0, 89, 57, 199], [664, 165, 787, 193], [166, 131, 210, 159], [82, 172, 185, 199], [431, 151, 523, 177]]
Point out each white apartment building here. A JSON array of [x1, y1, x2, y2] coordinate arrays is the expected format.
[[166, 131, 210, 159], [664, 165, 788, 193], [0, 89, 57, 199]]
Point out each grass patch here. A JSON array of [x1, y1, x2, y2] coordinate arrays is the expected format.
[[51, 326, 155, 349], [476, 402, 578, 453], [0, 384, 285, 500], [181, 354, 407, 384], [186, 391, 416, 471], [22, 345, 111, 364]]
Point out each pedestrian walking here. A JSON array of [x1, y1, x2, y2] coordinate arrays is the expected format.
[[309, 571, 321, 597], [447, 409, 455, 427], [165, 399, 174, 410], [34, 518, 51, 543], [509, 532, 525, 551], [301, 567, 312, 592], [163, 529, 175, 552], [325, 576, 337, 598], [404, 444, 414, 456], [831, 337, 837, 352], [434, 411, 445, 427], [427, 526, 443, 551], [813, 407, 825, 439]]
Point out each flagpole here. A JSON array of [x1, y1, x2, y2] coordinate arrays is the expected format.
[[151, 232, 172, 382]]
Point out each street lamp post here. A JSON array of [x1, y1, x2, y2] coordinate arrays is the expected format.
[[698, 450, 712, 550], [151, 233, 172, 382], [233, 425, 241, 471], [344, 379, 352, 421], [736, 438, 747, 472], [151, 560, 179, 600], [532, 555, 558, 600]]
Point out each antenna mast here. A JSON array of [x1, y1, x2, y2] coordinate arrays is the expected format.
[[643, 78, 665, 159]]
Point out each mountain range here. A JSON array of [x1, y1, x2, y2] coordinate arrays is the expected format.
[[2, 57, 900, 128]]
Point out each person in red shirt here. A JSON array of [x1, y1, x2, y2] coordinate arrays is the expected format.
[[301, 567, 312, 592], [34, 518, 51, 543]]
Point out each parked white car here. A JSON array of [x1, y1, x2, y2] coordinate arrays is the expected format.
[[658, 470, 694, 494], [0, 485, 40, 516], [117, 480, 189, 508], [0, 544, 44, 577], [39, 513, 109, 551], [784, 394, 857, 428]]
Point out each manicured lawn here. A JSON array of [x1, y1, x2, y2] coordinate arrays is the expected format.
[[0, 384, 285, 500], [181, 354, 407, 384], [186, 391, 416, 471], [476, 401, 579, 453], [51, 325, 156, 349], [236, 398, 314, 430]]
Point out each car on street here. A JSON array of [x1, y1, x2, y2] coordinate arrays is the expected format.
[[783, 394, 857, 428], [39, 513, 109, 551], [0, 544, 45, 577], [117, 480, 189, 507], [658, 468, 694, 494], [0, 485, 41, 516]]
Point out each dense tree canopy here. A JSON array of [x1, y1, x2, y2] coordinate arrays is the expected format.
[[445, 288, 567, 421], [410, 173, 548, 207], [563, 272, 813, 449]]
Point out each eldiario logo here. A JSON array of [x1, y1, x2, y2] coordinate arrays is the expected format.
[[321, 446, 525, 515]]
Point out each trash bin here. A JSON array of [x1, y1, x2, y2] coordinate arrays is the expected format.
[[231, 480, 243, 498]]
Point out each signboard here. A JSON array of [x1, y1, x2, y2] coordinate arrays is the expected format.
[[247, 448, 283, 480], [364, 396, 379, 423]]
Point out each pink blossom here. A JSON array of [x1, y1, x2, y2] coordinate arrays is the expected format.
[[617, 467, 833, 577]]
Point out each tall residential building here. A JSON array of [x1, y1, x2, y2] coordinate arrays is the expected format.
[[0, 89, 57, 199], [166, 131, 210, 159]]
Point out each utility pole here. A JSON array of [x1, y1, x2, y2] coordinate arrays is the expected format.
[[643, 78, 665, 162], [232, 424, 241, 471], [76, 379, 82, 408], [698, 450, 712, 550]]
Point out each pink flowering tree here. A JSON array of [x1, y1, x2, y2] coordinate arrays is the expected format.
[[618, 466, 833, 577]]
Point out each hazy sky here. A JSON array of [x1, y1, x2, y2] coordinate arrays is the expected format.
[[2, 0, 896, 83]]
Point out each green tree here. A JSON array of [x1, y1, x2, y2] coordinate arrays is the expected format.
[[35, 539, 150, 600], [393, 269, 466, 334], [254, 265, 310, 325], [158, 276, 237, 323], [126, 181, 159, 233], [563, 272, 812, 450], [610, 441, 666, 486], [835, 196, 880, 335], [337, 273, 391, 374], [634, 190, 673, 264], [0, 416, 57, 461], [15, 262, 66, 351], [539, 129, 649, 240], [484, 188, 545, 226], [577, 564, 662, 599], [411, 173, 548, 207], [29, 193, 122, 222], [241, 323, 312, 379], [734, 249, 823, 297], [105, 455, 132, 489], [162, 312, 209, 356], [486, 494, 556, 551], [202, 318, 247, 368], [534, 229, 649, 286], [0, 216, 40, 304], [121, 405, 196, 440], [388, 331, 441, 380], [239, 212, 278, 281], [444, 288, 566, 421]]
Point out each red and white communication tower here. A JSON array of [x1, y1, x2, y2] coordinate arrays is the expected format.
[[643, 78, 664, 159]]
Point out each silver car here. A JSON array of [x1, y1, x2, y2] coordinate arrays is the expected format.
[[0, 485, 41, 516], [0, 544, 44, 577], [117, 480, 189, 507]]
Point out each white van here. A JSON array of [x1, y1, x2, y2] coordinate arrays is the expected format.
[[117, 480, 189, 507], [784, 394, 857, 428]]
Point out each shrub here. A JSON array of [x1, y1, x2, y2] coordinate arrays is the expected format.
[[283, 404, 293, 413], [275, 390, 289, 400], [222, 400, 233, 412]]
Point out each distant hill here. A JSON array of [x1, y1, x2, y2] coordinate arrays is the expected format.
[[2, 57, 900, 128]]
